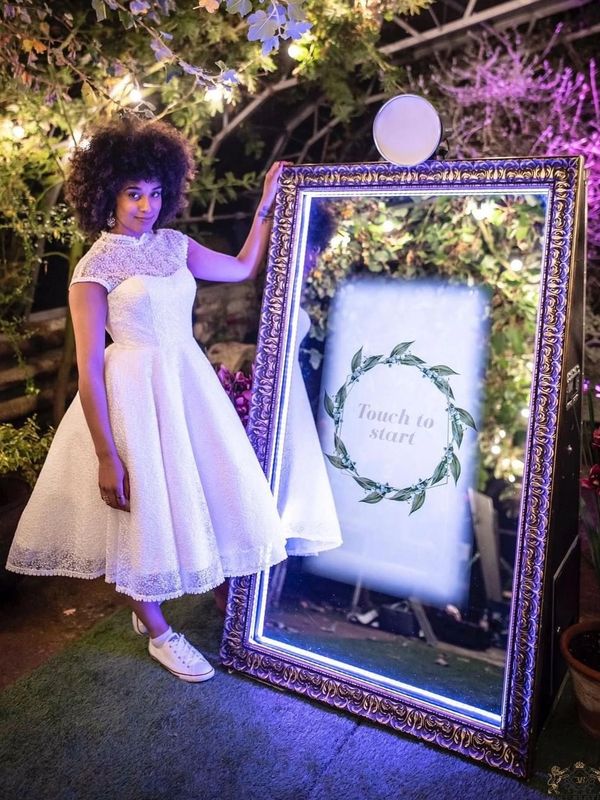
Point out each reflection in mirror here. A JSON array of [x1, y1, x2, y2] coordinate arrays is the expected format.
[[253, 190, 548, 725]]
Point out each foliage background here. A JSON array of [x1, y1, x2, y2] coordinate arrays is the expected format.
[[303, 193, 545, 487], [0, 0, 599, 478]]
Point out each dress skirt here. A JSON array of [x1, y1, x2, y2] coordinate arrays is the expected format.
[[6, 332, 289, 602]]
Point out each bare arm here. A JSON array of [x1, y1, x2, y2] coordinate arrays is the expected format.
[[187, 161, 289, 283], [69, 282, 130, 511]]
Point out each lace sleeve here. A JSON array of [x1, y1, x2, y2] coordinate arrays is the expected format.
[[69, 249, 113, 292], [159, 228, 189, 265]]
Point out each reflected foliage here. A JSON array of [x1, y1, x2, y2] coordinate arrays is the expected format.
[[302, 194, 546, 485]]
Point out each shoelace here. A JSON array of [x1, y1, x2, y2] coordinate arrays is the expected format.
[[166, 633, 204, 667]]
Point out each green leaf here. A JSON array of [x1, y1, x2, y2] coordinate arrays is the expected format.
[[401, 355, 424, 366], [360, 491, 383, 504], [452, 419, 464, 447], [325, 453, 346, 470], [430, 459, 448, 485], [334, 433, 348, 457], [389, 488, 413, 501], [390, 341, 413, 358], [324, 392, 334, 418], [410, 491, 426, 514], [450, 454, 461, 484], [430, 365, 459, 376], [362, 355, 383, 371], [92, 0, 107, 21], [118, 9, 134, 28], [353, 476, 378, 490], [455, 407, 477, 430], [226, 0, 252, 15], [433, 376, 454, 399], [351, 346, 363, 372], [516, 224, 529, 242], [247, 8, 280, 44]]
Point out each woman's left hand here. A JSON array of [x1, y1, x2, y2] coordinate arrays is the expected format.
[[260, 160, 293, 212]]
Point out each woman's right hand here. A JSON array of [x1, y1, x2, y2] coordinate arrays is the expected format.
[[98, 453, 130, 512]]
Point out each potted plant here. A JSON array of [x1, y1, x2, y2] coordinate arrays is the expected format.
[[560, 387, 600, 737], [0, 416, 54, 593]]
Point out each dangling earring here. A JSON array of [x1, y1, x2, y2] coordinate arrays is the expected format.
[[106, 212, 116, 229]]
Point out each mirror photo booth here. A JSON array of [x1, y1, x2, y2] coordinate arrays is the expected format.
[[220, 145, 586, 777]]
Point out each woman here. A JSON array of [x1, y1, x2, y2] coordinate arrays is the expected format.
[[6, 115, 293, 683]]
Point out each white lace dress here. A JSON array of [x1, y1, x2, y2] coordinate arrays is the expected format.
[[6, 228, 290, 601], [277, 307, 342, 556]]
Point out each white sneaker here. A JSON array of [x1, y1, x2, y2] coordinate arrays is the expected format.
[[132, 612, 148, 636], [148, 632, 215, 683]]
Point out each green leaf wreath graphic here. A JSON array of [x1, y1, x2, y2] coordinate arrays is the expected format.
[[324, 343, 477, 515]]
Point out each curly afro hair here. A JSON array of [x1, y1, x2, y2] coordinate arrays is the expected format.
[[65, 115, 195, 237]]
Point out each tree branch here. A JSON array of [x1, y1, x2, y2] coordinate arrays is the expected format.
[[206, 76, 299, 160], [296, 92, 388, 163]]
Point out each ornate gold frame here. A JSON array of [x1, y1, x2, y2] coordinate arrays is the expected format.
[[220, 157, 586, 778]]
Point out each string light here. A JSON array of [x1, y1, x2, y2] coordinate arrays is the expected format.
[[0, 120, 28, 141], [509, 258, 523, 271], [205, 86, 225, 104], [511, 458, 524, 475], [520, 407, 530, 419], [330, 232, 351, 249], [288, 43, 304, 60], [468, 199, 495, 221], [109, 75, 142, 105], [204, 84, 233, 111]]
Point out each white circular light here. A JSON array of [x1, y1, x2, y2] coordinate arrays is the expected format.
[[372, 94, 442, 167], [11, 124, 26, 140], [510, 258, 523, 271], [288, 43, 304, 60]]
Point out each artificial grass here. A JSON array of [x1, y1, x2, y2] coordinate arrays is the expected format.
[[264, 618, 504, 715], [0, 593, 597, 800]]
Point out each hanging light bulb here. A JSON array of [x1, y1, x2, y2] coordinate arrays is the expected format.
[[288, 42, 304, 60], [205, 85, 231, 110]]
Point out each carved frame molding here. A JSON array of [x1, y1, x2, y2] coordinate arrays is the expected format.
[[220, 157, 583, 778]]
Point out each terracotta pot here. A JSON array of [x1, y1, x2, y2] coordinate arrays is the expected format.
[[560, 619, 600, 738], [0, 475, 31, 594]]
